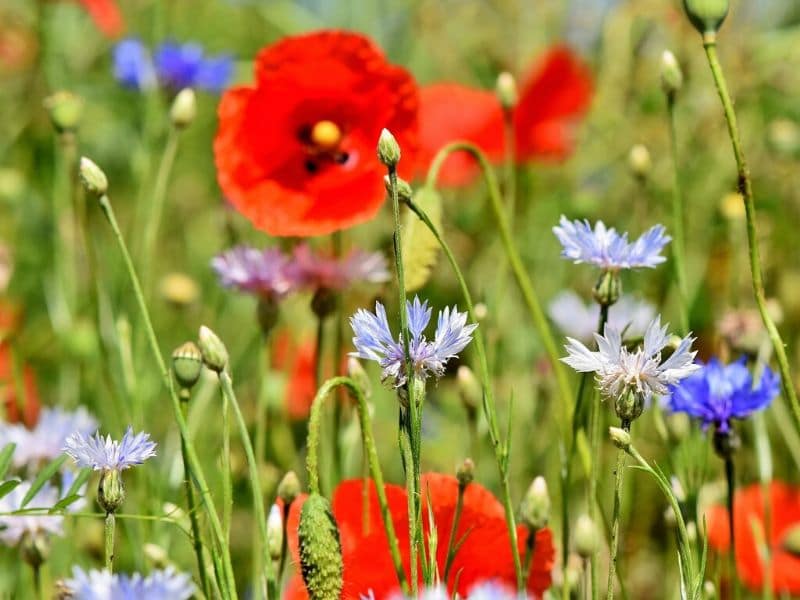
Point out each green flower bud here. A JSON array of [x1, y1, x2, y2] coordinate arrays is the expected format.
[[614, 389, 644, 423], [278, 471, 301, 506], [683, 0, 729, 37], [198, 325, 228, 373], [660, 50, 684, 97], [495, 72, 518, 110], [43, 91, 83, 134], [384, 174, 413, 203], [298, 494, 343, 600], [574, 514, 599, 558], [172, 341, 204, 389], [593, 270, 621, 307], [267, 503, 284, 561], [520, 476, 550, 530], [98, 469, 125, 514], [79, 157, 108, 196], [170, 88, 197, 129], [628, 144, 652, 180], [347, 357, 372, 400], [609, 426, 631, 450], [377, 128, 401, 168], [456, 458, 475, 488]]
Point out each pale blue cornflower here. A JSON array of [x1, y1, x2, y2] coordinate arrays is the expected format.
[[468, 580, 530, 600], [350, 297, 477, 388], [562, 316, 699, 404], [64, 566, 195, 600], [211, 246, 294, 299], [0, 481, 63, 546], [548, 291, 656, 343], [553, 215, 670, 270], [0, 406, 97, 469], [113, 39, 157, 90], [64, 426, 157, 472]]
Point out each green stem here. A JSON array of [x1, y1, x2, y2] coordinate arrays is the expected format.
[[254, 339, 271, 594], [402, 194, 524, 591], [725, 454, 738, 600], [442, 484, 466, 583], [104, 512, 115, 572], [400, 424, 418, 595], [96, 193, 236, 598], [179, 393, 210, 599], [702, 39, 800, 430], [523, 530, 537, 580], [221, 382, 232, 546], [606, 420, 630, 600], [306, 376, 409, 594], [666, 94, 690, 334], [32, 563, 42, 600]]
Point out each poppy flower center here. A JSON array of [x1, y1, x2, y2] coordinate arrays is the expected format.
[[310, 120, 343, 151]]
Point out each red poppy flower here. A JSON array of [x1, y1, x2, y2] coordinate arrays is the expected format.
[[214, 30, 419, 237], [285, 474, 554, 598], [707, 481, 800, 594], [77, 0, 124, 38], [419, 45, 592, 186], [0, 343, 40, 429], [272, 332, 317, 421]]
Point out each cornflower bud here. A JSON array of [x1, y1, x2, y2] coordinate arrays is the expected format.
[[298, 494, 343, 600], [574, 514, 599, 558], [520, 476, 550, 530], [683, 0, 729, 37], [98, 469, 125, 514], [79, 157, 108, 196], [614, 389, 644, 423], [172, 341, 203, 390], [170, 88, 197, 129], [377, 128, 401, 168], [278, 471, 301, 505], [456, 458, 475, 488], [198, 325, 228, 373], [660, 51, 684, 97], [495, 71, 518, 110], [593, 270, 621, 307]]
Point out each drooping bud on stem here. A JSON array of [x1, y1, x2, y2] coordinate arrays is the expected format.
[[520, 476, 550, 531], [377, 128, 401, 168], [457, 365, 481, 419], [172, 341, 203, 390], [198, 325, 228, 373], [43, 91, 83, 134], [298, 494, 343, 600], [347, 358, 372, 400], [384, 175, 413, 202]]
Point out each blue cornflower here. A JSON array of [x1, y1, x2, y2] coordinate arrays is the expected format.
[[64, 426, 157, 472], [667, 357, 779, 433], [548, 290, 656, 343], [113, 39, 157, 90], [64, 566, 195, 600], [154, 41, 233, 93], [553, 215, 671, 270], [350, 297, 477, 388], [0, 481, 64, 546]]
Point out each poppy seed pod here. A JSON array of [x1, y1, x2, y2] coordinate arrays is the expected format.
[[172, 341, 203, 389], [683, 0, 729, 36], [298, 494, 343, 600], [43, 91, 83, 134]]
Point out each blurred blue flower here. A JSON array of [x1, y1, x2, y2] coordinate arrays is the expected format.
[[548, 290, 656, 342], [668, 357, 779, 433], [113, 38, 157, 90], [211, 246, 293, 299], [64, 426, 157, 472], [64, 566, 195, 599], [350, 297, 477, 388], [154, 41, 233, 92], [0, 481, 63, 546], [553, 215, 670, 270], [563, 316, 698, 403]]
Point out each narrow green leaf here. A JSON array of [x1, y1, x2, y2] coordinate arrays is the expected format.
[[50, 494, 83, 513], [65, 468, 92, 499], [0, 479, 21, 500], [0, 443, 16, 480], [21, 454, 67, 507]]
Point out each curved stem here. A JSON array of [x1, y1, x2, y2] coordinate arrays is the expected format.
[[96, 194, 236, 598], [666, 94, 690, 334], [306, 376, 409, 594], [702, 40, 800, 431]]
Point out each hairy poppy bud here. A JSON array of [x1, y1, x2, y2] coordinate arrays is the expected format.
[[98, 469, 125, 514], [267, 503, 283, 561], [170, 88, 197, 129], [384, 174, 413, 203], [456, 458, 475, 488], [496, 72, 518, 110], [278, 471, 301, 505], [79, 157, 108, 196], [172, 341, 203, 389], [609, 426, 631, 450], [298, 494, 343, 600], [198, 325, 228, 373], [660, 51, 684, 97], [574, 514, 599, 558], [683, 0, 729, 37], [520, 476, 550, 530], [377, 128, 401, 168]]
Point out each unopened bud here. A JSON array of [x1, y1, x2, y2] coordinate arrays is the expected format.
[[384, 174, 413, 202], [660, 51, 684, 97], [347, 358, 372, 399], [683, 0, 729, 37], [628, 144, 652, 180], [574, 514, 599, 558], [495, 72, 518, 110], [614, 389, 644, 423], [377, 128, 401, 168], [144, 543, 168, 567], [172, 341, 204, 389], [278, 471, 301, 505], [78, 157, 108, 196], [170, 88, 197, 129], [198, 325, 228, 373], [520, 476, 550, 530], [609, 426, 631, 450], [43, 91, 83, 133], [457, 366, 482, 417], [160, 272, 199, 307], [298, 494, 343, 600], [98, 469, 125, 513], [267, 503, 284, 561], [456, 458, 475, 488], [593, 270, 621, 307], [473, 303, 488, 321]]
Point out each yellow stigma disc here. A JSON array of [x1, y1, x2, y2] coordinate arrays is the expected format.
[[310, 120, 342, 151]]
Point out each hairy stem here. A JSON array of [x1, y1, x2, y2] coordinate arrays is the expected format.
[[666, 94, 690, 334]]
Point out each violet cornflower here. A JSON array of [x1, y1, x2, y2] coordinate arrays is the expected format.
[[350, 297, 476, 388], [668, 357, 779, 434], [211, 246, 293, 299], [288, 243, 390, 292], [154, 41, 233, 93], [113, 39, 157, 90]]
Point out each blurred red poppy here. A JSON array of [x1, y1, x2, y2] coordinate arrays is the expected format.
[[0, 343, 40, 429], [419, 45, 592, 186], [77, 0, 124, 37], [215, 30, 419, 237], [285, 475, 554, 598], [272, 333, 317, 421], [707, 481, 800, 594]]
